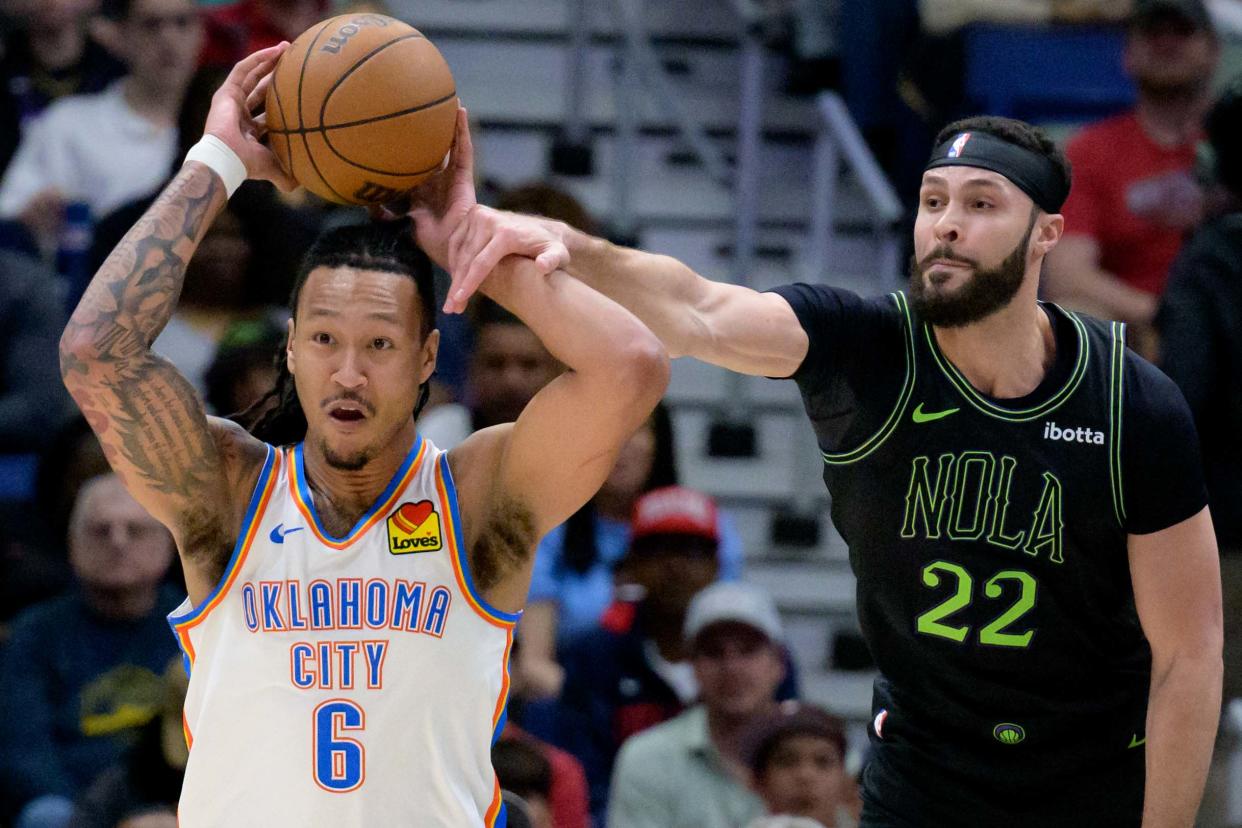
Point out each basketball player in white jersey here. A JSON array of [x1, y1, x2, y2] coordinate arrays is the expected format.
[[58, 45, 670, 827]]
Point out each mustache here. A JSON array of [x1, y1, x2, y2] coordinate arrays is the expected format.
[[322, 393, 376, 416], [919, 246, 979, 271]]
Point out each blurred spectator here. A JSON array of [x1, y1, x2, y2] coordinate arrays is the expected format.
[[0, 250, 76, 626], [0, 0, 125, 177], [0, 473, 182, 828], [0, 0, 202, 250], [1156, 74, 1242, 700], [497, 724, 590, 828], [1046, 0, 1219, 334], [516, 405, 745, 702], [495, 183, 600, 238], [32, 417, 111, 559], [90, 179, 311, 396], [149, 205, 254, 393], [422, 180, 597, 420], [0, 249, 72, 452], [204, 315, 284, 417], [199, 0, 327, 70], [606, 582, 785, 828], [742, 702, 857, 828], [493, 738, 555, 828], [551, 487, 795, 819], [71, 657, 187, 828], [0, 417, 114, 627], [554, 486, 725, 816], [419, 297, 563, 450]]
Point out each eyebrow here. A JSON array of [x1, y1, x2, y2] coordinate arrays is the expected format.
[[304, 307, 403, 324]]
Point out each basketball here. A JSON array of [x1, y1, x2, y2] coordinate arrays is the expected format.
[[265, 14, 457, 205]]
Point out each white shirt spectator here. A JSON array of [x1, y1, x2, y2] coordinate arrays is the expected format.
[[0, 80, 176, 220]]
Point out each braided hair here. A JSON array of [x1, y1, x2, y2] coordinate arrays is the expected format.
[[237, 220, 437, 446]]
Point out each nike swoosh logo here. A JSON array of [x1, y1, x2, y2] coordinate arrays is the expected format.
[[269, 524, 304, 544], [911, 403, 960, 424], [1128, 734, 1146, 749]]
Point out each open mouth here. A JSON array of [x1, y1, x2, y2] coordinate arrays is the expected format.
[[326, 400, 370, 422]]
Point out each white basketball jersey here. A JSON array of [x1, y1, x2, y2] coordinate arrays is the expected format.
[[169, 436, 518, 827]]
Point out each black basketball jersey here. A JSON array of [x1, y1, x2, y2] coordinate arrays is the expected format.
[[772, 284, 1207, 828]]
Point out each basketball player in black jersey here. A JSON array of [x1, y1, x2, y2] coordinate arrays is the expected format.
[[427, 117, 1223, 826]]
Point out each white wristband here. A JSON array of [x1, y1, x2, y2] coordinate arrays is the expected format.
[[184, 134, 247, 198]]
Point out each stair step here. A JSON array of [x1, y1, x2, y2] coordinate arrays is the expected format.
[[435, 39, 818, 134], [391, 0, 744, 44]]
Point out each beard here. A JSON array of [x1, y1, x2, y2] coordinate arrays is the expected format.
[[908, 220, 1034, 328], [320, 440, 373, 471]]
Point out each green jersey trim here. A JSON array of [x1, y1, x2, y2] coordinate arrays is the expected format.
[[1109, 320, 1127, 527], [921, 305, 1090, 423], [823, 292, 917, 466]]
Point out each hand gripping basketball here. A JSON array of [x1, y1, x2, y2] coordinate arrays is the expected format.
[[202, 43, 298, 192]]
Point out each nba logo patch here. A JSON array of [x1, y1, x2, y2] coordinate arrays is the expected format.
[[948, 132, 972, 158], [387, 500, 442, 554]]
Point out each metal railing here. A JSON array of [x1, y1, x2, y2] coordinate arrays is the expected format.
[[806, 91, 904, 286]]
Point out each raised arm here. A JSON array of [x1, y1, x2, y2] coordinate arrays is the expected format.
[[450, 255, 669, 613], [57, 45, 292, 602]]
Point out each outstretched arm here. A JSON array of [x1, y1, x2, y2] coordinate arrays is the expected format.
[[442, 208, 807, 377], [405, 117, 808, 379], [58, 45, 292, 602]]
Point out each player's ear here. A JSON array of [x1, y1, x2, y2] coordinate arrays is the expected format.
[[419, 329, 440, 385], [286, 318, 297, 375], [1034, 213, 1064, 257]]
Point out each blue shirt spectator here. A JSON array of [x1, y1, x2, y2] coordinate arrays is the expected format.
[[0, 474, 181, 827], [529, 511, 745, 643]]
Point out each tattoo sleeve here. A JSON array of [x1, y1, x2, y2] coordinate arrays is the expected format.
[[59, 164, 233, 563]]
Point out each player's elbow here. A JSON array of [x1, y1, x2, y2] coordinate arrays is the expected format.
[[58, 326, 91, 386], [613, 332, 671, 408]]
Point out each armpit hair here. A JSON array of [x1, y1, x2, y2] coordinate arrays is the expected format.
[[470, 494, 538, 592]]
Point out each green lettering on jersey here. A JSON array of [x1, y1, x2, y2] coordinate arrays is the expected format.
[[900, 454, 957, 540], [1024, 472, 1065, 564], [948, 451, 995, 541], [985, 455, 1027, 550]]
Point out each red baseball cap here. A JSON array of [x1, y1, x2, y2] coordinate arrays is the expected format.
[[630, 486, 719, 543]]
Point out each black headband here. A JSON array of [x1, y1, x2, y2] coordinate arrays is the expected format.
[[925, 131, 1069, 213]]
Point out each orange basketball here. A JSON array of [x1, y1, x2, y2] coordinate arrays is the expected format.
[[265, 14, 456, 205]]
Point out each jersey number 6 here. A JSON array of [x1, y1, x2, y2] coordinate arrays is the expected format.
[[314, 699, 366, 792]]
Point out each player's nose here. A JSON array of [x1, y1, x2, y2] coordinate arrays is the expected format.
[[933, 208, 962, 244], [330, 348, 368, 389]]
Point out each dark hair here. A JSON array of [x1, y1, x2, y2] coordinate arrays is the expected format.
[[491, 738, 552, 801], [744, 702, 848, 778], [204, 317, 285, 416], [496, 182, 598, 235], [561, 401, 676, 575], [1207, 76, 1242, 197], [241, 221, 436, 446], [934, 116, 1072, 204]]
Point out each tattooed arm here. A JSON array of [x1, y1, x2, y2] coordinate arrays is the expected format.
[[58, 45, 294, 603]]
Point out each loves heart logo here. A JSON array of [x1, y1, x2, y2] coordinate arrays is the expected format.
[[386, 500, 442, 555]]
